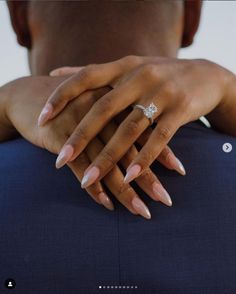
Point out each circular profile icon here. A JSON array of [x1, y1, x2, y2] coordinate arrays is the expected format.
[[222, 142, 232, 153], [5, 278, 16, 289]]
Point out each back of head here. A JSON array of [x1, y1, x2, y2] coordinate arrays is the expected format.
[[7, 1, 202, 74]]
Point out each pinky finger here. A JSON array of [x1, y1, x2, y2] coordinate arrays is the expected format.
[[157, 145, 186, 176], [138, 129, 186, 175], [116, 111, 186, 176]]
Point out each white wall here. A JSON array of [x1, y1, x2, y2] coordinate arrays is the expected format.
[[179, 1, 236, 73], [1, 1, 236, 86], [0, 1, 29, 86]]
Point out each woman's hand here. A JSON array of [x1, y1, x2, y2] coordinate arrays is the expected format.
[[1, 76, 183, 219], [38, 56, 228, 187]]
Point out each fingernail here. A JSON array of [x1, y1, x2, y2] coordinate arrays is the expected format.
[[38, 103, 53, 126], [131, 197, 151, 219], [81, 166, 100, 188], [167, 153, 186, 176], [124, 164, 141, 184], [98, 192, 114, 211], [152, 182, 172, 206], [49, 69, 59, 76], [55, 145, 74, 169]]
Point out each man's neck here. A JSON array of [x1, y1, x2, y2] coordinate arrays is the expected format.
[[28, 1, 182, 75]]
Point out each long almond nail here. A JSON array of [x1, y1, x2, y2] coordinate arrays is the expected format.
[[55, 145, 74, 169], [124, 164, 141, 184], [152, 182, 172, 206], [167, 153, 186, 176], [81, 166, 100, 188], [38, 103, 53, 126], [98, 192, 114, 211], [131, 197, 151, 219]]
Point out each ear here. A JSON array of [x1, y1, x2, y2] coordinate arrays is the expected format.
[[181, 0, 202, 47], [7, 1, 31, 49]]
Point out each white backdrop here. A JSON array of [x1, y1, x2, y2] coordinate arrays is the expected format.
[[1, 1, 236, 86]]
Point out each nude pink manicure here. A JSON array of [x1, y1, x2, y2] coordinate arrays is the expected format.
[[124, 164, 141, 184], [167, 153, 186, 176], [98, 192, 114, 211], [38, 103, 53, 126], [55, 145, 74, 169], [152, 182, 172, 207], [131, 197, 151, 219], [81, 166, 100, 188]]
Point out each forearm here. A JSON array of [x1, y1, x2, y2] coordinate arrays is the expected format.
[[206, 68, 236, 136]]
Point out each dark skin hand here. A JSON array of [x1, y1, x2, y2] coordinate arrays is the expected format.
[[38, 56, 236, 191], [0, 76, 185, 219]]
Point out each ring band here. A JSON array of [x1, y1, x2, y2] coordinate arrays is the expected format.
[[133, 102, 158, 125]]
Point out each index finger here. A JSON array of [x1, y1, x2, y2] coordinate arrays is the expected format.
[[37, 61, 123, 126], [55, 75, 144, 168]]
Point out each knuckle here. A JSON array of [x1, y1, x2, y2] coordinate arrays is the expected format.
[[78, 68, 90, 81], [71, 127, 88, 144], [122, 119, 140, 138], [156, 126, 172, 140], [161, 81, 178, 98], [138, 169, 153, 182], [96, 96, 113, 115], [139, 152, 155, 168], [140, 63, 158, 80], [121, 55, 142, 67], [77, 65, 95, 82], [100, 148, 116, 166], [118, 183, 134, 198], [171, 92, 193, 123]]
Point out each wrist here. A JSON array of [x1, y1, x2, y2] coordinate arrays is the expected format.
[[0, 81, 18, 141], [206, 63, 236, 136], [204, 59, 231, 111], [222, 69, 236, 106]]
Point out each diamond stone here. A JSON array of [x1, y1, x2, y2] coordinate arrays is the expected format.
[[144, 103, 158, 118]]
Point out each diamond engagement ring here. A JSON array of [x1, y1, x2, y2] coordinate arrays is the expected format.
[[133, 102, 158, 125]]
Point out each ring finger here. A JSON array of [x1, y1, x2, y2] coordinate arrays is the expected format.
[[78, 99, 163, 187]]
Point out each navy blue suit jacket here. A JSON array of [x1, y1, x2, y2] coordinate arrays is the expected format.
[[0, 122, 236, 293]]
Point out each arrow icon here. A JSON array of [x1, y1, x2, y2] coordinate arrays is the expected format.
[[222, 143, 232, 153]]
